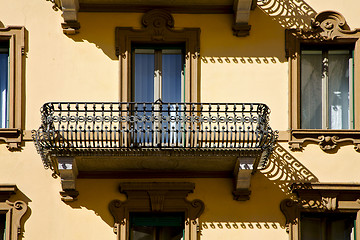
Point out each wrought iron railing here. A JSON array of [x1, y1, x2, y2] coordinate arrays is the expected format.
[[33, 102, 277, 168]]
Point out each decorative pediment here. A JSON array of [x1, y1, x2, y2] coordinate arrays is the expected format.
[[109, 182, 205, 224], [286, 11, 360, 44], [115, 9, 200, 57]]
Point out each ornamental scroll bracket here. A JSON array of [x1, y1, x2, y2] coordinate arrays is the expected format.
[[0, 185, 28, 240]]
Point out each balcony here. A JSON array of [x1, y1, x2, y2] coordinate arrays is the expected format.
[[33, 102, 277, 201]]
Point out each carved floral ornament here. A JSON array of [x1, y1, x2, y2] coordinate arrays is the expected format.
[[287, 11, 360, 41], [115, 9, 200, 58], [281, 183, 360, 236], [289, 133, 360, 152]]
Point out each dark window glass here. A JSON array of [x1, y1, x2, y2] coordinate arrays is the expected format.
[[301, 212, 356, 240], [0, 213, 6, 240], [130, 212, 184, 240]]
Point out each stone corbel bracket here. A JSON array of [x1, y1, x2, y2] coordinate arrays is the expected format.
[[232, 0, 257, 37], [289, 131, 360, 152], [57, 156, 79, 202], [232, 157, 257, 200], [47, 0, 80, 34]]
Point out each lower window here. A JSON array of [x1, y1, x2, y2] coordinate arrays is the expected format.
[[0, 213, 5, 240], [130, 212, 184, 240], [301, 212, 356, 240]]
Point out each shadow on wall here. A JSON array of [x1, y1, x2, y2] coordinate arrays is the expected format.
[[261, 143, 319, 195], [59, 144, 318, 235], [64, 1, 311, 62], [257, 0, 317, 29]]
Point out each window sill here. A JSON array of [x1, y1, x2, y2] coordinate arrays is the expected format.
[[289, 129, 360, 152], [0, 128, 22, 150]]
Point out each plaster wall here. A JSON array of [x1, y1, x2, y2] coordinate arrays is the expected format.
[[0, 0, 359, 239]]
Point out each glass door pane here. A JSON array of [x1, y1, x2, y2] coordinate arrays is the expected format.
[[134, 49, 155, 102], [161, 49, 183, 146], [301, 50, 323, 129], [133, 49, 155, 146], [328, 50, 351, 129]]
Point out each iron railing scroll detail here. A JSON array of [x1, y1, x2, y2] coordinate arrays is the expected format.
[[33, 102, 277, 171]]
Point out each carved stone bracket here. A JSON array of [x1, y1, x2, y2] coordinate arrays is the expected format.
[[57, 156, 79, 201], [109, 182, 204, 240], [0, 185, 28, 240], [280, 183, 360, 239], [1, 201, 28, 240], [289, 131, 360, 152], [232, 157, 256, 201], [232, 0, 257, 37], [46, 0, 80, 34], [311, 11, 360, 40]]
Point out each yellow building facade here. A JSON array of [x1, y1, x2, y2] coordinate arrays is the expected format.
[[0, 0, 360, 239]]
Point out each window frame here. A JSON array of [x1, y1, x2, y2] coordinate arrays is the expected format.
[[109, 182, 204, 240], [0, 26, 25, 150], [300, 46, 354, 130], [0, 185, 27, 240], [281, 183, 360, 240], [115, 9, 200, 103], [131, 45, 185, 103], [285, 11, 360, 151]]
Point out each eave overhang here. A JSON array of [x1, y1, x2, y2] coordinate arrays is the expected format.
[[47, 0, 256, 36]]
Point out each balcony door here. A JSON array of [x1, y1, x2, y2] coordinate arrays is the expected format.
[[133, 46, 184, 103], [132, 46, 184, 146]]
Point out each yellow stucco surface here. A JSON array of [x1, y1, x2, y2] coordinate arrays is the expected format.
[[0, 0, 360, 239]]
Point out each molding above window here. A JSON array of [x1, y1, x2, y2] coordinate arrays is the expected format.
[[0, 26, 25, 151], [115, 9, 200, 103], [0, 184, 28, 240], [109, 182, 204, 240], [47, 0, 256, 36], [281, 183, 360, 239], [285, 11, 360, 152]]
